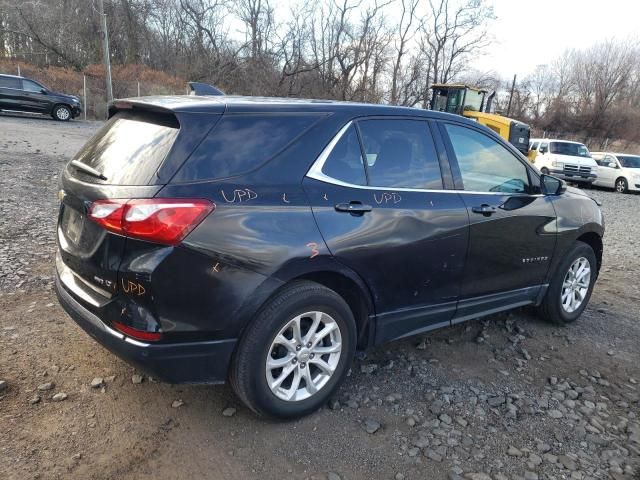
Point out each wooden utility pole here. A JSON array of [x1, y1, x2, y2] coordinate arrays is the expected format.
[[506, 74, 517, 116], [97, 0, 113, 104]]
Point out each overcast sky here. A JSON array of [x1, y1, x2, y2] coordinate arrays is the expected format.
[[472, 0, 639, 78]]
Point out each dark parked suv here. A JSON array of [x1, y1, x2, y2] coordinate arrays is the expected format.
[[0, 73, 82, 120], [55, 96, 604, 418]]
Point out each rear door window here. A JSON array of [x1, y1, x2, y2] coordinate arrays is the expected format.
[[358, 119, 443, 189], [71, 112, 179, 185], [174, 114, 323, 182], [320, 124, 367, 185]]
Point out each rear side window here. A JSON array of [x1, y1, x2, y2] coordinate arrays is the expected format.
[[72, 112, 179, 185], [0, 76, 21, 89], [358, 119, 442, 189], [321, 124, 367, 186], [174, 114, 322, 182]]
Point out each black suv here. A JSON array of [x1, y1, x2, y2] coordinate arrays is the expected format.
[[0, 73, 82, 121], [55, 96, 604, 418]]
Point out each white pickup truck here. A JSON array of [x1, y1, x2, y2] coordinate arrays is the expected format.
[[529, 139, 598, 185]]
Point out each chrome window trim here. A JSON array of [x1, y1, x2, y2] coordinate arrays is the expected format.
[[306, 121, 542, 197]]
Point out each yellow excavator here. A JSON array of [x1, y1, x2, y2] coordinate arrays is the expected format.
[[429, 84, 531, 159]]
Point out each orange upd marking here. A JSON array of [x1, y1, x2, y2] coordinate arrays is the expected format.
[[121, 278, 146, 296]]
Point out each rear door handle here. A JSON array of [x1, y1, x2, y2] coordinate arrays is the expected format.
[[471, 204, 497, 216], [335, 202, 372, 215]]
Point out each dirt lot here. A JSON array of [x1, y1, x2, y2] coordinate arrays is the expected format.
[[1, 113, 639, 480]]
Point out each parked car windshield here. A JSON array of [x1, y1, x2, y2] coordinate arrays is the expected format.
[[550, 141, 590, 157], [617, 155, 640, 168]]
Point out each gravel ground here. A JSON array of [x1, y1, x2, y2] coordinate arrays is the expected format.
[[0, 112, 639, 480]]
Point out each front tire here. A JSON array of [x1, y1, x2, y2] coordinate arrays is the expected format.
[[615, 177, 628, 193], [538, 241, 597, 325], [229, 280, 356, 418], [52, 105, 71, 121]]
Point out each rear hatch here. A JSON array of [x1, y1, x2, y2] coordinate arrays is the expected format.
[[57, 105, 213, 308]]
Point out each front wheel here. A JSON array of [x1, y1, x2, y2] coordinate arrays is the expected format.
[[229, 280, 356, 418], [615, 177, 628, 193], [52, 105, 72, 121], [538, 241, 597, 325]]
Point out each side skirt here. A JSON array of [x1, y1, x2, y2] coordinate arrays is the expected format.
[[371, 285, 548, 346]]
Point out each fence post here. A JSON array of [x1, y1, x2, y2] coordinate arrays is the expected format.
[[137, 81, 140, 97], [17, 65, 21, 76], [83, 75, 87, 121]]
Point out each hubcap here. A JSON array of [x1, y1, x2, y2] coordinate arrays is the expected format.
[[616, 181, 625, 192], [266, 311, 342, 402], [57, 108, 70, 120], [561, 257, 591, 313]]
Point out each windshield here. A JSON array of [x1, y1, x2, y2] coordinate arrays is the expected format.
[[550, 141, 590, 157], [617, 155, 640, 168]]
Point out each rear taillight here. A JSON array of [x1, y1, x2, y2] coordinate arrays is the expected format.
[[89, 198, 214, 246]]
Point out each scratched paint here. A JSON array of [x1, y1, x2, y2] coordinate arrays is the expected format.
[[212, 262, 221, 273], [221, 188, 258, 203], [282, 193, 290, 203]]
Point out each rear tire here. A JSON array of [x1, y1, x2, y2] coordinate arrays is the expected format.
[[615, 177, 628, 193], [229, 280, 356, 418], [52, 105, 71, 121], [538, 241, 597, 325]]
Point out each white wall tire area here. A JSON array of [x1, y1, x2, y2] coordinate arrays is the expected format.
[[538, 241, 597, 325], [229, 280, 356, 418], [53, 105, 72, 121]]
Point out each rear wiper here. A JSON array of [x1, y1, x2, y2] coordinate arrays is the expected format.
[[70, 160, 107, 181]]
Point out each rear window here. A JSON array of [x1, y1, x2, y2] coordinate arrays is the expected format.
[[0, 76, 21, 89], [173, 113, 322, 182], [71, 112, 179, 185]]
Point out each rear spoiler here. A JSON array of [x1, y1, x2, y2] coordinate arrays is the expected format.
[[188, 82, 225, 96]]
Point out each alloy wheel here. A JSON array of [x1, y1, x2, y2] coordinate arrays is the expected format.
[[561, 257, 591, 313], [56, 107, 70, 120], [266, 311, 342, 402], [616, 180, 626, 193]]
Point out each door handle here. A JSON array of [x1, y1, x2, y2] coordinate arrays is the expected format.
[[335, 202, 372, 215], [471, 204, 497, 216]]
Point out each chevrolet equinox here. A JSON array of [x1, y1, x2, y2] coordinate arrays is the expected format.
[[55, 96, 604, 418]]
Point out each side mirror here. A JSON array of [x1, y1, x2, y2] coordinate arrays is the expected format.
[[40, 88, 48, 94], [541, 174, 566, 196], [608, 162, 617, 168]]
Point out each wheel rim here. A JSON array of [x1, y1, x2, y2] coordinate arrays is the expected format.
[[561, 257, 591, 313], [616, 180, 625, 192], [57, 108, 70, 120], [266, 311, 342, 402]]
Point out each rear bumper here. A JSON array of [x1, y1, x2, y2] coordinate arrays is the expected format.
[[55, 274, 237, 384]]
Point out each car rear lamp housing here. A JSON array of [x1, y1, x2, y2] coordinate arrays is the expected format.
[[88, 198, 214, 246]]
